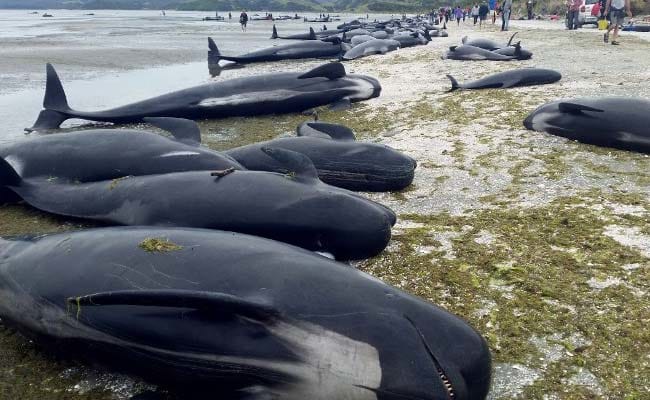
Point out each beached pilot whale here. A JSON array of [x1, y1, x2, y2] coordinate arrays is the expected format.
[[0, 226, 492, 399], [524, 97, 650, 154], [271, 24, 317, 40], [446, 68, 561, 91], [226, 121, 417, 191], [340, 39, 401, 60], [0, 148, 395, 260], [27, 63, 381, 131], [461, 32, 518, 50], [208, 37, 343, 65], [2, 117, 242, 183], [444, 44, 521, 61]]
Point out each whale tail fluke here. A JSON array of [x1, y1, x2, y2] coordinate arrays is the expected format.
[[271, 24, 279, 39], [0, 158, 22, 187], [27, 64, 71, 131], [446, 75, 461, 92], [208, 37, 220, 64]]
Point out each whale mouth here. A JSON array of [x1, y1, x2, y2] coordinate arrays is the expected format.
[[405, 315, 456, 399]]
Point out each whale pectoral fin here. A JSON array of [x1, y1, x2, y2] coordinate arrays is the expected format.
[[329, 98, 351, 111], [558, 102, 605, 115], [298, 62, 346, 80], [144, 117, 202, 146], [298, 122, 356, 141], [68, 289, 281, 323], [261, 147, 319, 183]]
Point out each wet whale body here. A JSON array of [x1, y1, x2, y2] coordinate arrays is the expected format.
[[0, 227, 492, 399], [461, 32, 518, 50], [524, 97, 650, 154], [2, 117, 242, 183], [0, 118, 242, 203], [28, 63, 381, 131], [341, 39, 401, 61], [208, 37, 343, 65], [226, 121, 417, 191], [447, 68, 562, 91], [444, 44, 521, 61], [0, 148, 394, 260], [271, 25, 317, 40]]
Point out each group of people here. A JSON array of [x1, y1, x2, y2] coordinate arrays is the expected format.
[[566, 0, 633, 45], [432, 0, 514, 31]]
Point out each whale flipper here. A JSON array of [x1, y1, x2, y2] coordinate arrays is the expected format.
[[297, 122, 356, 141], [558, 102, 605, 114], [298, 62, 346, 80], [261, 147, 319, 183], [69, 289, 281, 322], [144, 117, 202, 146], [329, 98, 351, 111]]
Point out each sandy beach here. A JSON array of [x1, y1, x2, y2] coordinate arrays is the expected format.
[[0, 10, 649, 400]]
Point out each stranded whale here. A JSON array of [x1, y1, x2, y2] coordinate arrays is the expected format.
[[0, 226, 492, 399], [28, 63, 381, 131], [0, 148, 395, 260]]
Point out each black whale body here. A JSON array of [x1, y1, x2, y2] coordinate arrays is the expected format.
[[524, 97, 650, 154], [208, 37, 343, 65], [1, 117, 242, 183], [28, 63, 381, 131], [0, 148, 394, 260], [0, 227, 492, 399], [447, 68, 561, 91], [225, 122, 416, 191]]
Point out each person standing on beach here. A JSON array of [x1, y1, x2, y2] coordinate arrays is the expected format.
[[566, 0, 583, 29], [488, 0, 497, 23], [229, 12, 232, 20], [239, 10, 248, 31], [501, 0, 512, 30], [455, 6, 463, 25], [472, 4, 480, 24], [604, 0, 632, 44], [479, 2, 489, 28]]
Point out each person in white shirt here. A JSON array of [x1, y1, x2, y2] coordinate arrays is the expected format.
[[604, 0, 632, 45]]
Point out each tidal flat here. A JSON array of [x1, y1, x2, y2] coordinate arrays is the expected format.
[[0, 10, 649, 399]]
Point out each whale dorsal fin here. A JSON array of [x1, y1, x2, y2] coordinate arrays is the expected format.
[[558, 102, 605, 115], [298, 62, 346, 80], [461, 35, 467, 44], [297, 122, 356, 141], [261, 147, 319, 183], [144, 117, 202, 146], [68, 289, 280, 322], [309, 27, 316, 39]]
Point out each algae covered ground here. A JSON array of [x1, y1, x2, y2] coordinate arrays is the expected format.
[[1, 16, 649, 400]]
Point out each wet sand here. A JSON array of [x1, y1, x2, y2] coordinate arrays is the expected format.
[[0, 11, 649, 400]]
